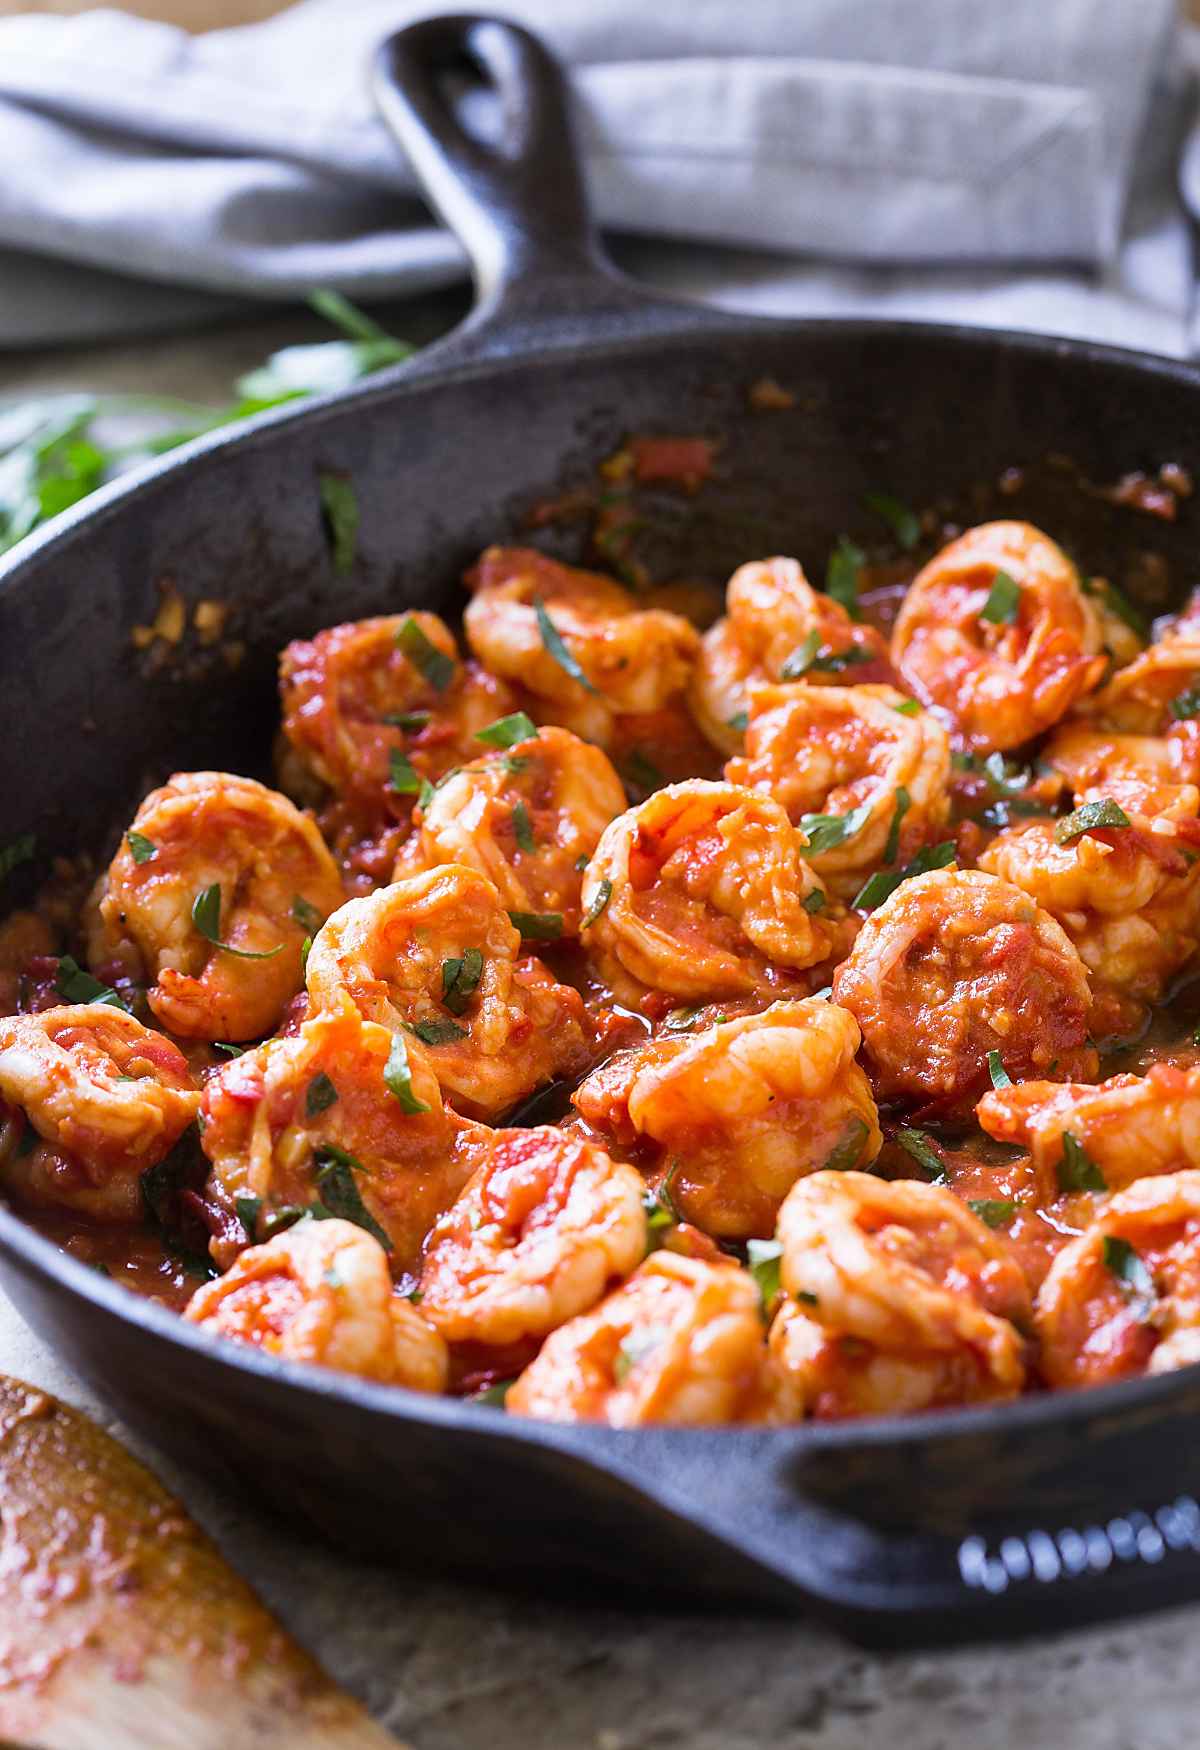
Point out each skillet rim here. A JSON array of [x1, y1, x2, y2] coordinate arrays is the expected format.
[[3, 308, 1200, 1456]]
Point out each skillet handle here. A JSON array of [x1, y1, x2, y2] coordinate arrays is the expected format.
[[371, 14, 717, 363]]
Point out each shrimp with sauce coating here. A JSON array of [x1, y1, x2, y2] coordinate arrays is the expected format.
[[506, 1251, 768, 1425], [979, 815, 1200, 1024], [775, 1171, 1031, 1415], [198, 995, 466, 1275], [691, 557, 891, 756], [306, 868, 588, 1119], [832, 868, 1095, 1107], [417, 1127, 646, 1348], [1041, 722, 1200, 823], [0, 1005, 198, 1221], [396, 726, 626, 934], [278, 612, 515, 813], [89, 772, 343, 1042], [463, 547, 700, 747], [185, 1215, 448, 1391], [572, 1000, 880, 1239], [1035, 1170, 1200, 1389], [725, 682, 950, 898], [977, 1063, 1200, 1198], [581, 781, 851, 1009], [891, 522, 1106, 752]]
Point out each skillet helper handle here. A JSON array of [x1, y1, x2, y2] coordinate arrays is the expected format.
[[372, 13, 717, 361]]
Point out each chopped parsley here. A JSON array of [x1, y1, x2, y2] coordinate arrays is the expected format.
[[987, 1050, 1012, 1090], [126, 830, 157, 864], [54, 955, 128, 1011], [893, 698, 921, 717], [580, 878, 613, 929], [864, 491, 920, 551], [305, 1071, 338, 1118], [802, 889, 826, 913], [388, 748, 423, 794], [643, 1162, 681, 1236], [1054, 798, 1130, 845], [395, 615, 455, 692], [508, 910, 562, 940], [317, 471, 358, 574], [825, 534, 864, 619], [969, 1198, 1016, 1229], [896, 1127, 948, 1183], [383, 1031, 431, 1115], [799, 800, 873, 857], [382, 708, 430, 732], [823, 1116, 870, 1173], [780, 629, 872, 680], [661, 1005, 703, 1033], [441, 947, 483, 1015], [476, 710, 537, 747], [747, 1237, 784, 1313], [511, 800, 536, 853], [1102, 1235, 1155, 1318], [291, 894, 324, 933], [882, 786, 910, 866], [1170, 686, 1200, 723], [192, 884, 283, 960], [469, 1378, 515, 1407], [534, 595, 597, 693], [727, 710, 749, 732], [235, 1194, 261, 1242], [852, 840, 956, 910], [312, 1145, 392, 1250], [979, 569, 1021, 625], [406, 1016, 468, 1046], [1057, 1130, 1106, 1193]]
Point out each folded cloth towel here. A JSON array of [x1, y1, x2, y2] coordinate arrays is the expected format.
[[0, 0, 1179, 347]]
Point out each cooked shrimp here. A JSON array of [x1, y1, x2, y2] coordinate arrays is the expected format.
[[1035, 1170, 1200, 1389], [891, 521, 1106, 751], [1081, 634, 1200, 735], [90, 772, 343, 1042], [396, 726, 626, 934], [199, 994, 468, 1275], [979, 817, 1200, 1018], [977, 1063, 1200, 1198], [0, 1006, 198, 1221], [690, 557, 891, 755], [776, 1171, 1031, 1413], [832, 868, 1095, 1106], [725, 682, 951, 897], [572, 1000, 881, 1239], [306, 868, 588, 1119], [184, 1215, 447, 1390], [463, 547, 700, 746], [279, 612, 515, 812], [581, 780, 851, 1008], [506, 1252, 768, 1425], [417, 1127, 646, 1347], [1041, 722, 1200, 822]]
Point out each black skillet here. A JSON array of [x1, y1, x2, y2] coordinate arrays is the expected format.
[[2, 14, 1200, 1644]]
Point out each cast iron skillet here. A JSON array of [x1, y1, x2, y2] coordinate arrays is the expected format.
[[2, 14, 1200, 1644]]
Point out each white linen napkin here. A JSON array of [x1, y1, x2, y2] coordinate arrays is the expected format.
[[0, 0, 1179, 346]]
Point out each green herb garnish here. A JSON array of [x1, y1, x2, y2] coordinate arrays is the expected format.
[[799, 800, 873, 857], [470, 1378, 515, 1407], [534, 596, 597, 693], [581, 878, 613, 929], [825, 535, 864, 619], [882, 786, 910, 866], [969, 1198, 1016, 1229], [511, 800, 536, 854], [896, 1127, 948, 1183], [0, 834, 35, 883], [212, 1041, 248, 1057], [318, 471, 358, 574], [1054, 798, 1131, 844], [864, 491, 920, 551], [620, 748, 665, 797], [507, 910, 563, 940], [383, 1031, 432, 1115], [305, 1071, 338, 1118], [894, 698, 921, 717], [383, 708, 431, 732], [727, 710, 749, 732], [126, 830, 157, 864], [802, 889, 826, 913], [852, 840, 956, 910], [476, 711, 537, 748], [747, 1237, 784, 1314], [406, 1017, 469, 1046], [1057, 1130, 1107, 1193], [1102, 1234, 1155, 1317], [987, 1050, 1012, 1090], [312, 1146, 392, 1250], [980, 569, 1021, 625], [54, 955, 128, 1010], [823, 1117, 870, 1172], [1170, 686, 1200, 722], [291, 894, 324, 934], [395, 616, 455, 692], [300, 935, 312, 975], [235, 1195, 261, 1242], [388, 748, 422, 794], [441, 947, 483, 1015], [614, 1325, 666, 1383], [192, 884, 283, 960]]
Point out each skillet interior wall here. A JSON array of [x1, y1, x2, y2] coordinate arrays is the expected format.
[[0, 323, 1196, 891]]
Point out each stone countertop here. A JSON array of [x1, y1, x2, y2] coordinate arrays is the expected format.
[[3, 301, 1199, 1750]]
